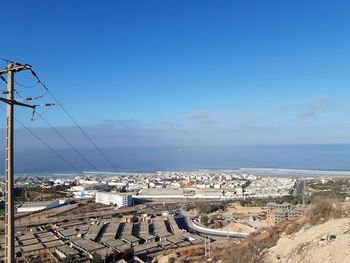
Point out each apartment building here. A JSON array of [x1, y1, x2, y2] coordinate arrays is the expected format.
[[95, 192, 132, 207]]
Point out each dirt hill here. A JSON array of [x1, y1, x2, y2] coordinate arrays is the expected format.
[[152, 200, 350, 263], [264, 217, 350, 263]]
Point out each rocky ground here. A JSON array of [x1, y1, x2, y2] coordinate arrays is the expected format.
[[264, 217, 350, 263]]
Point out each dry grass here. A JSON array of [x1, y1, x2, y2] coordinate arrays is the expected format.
[[221, 224, 285, 263], [221, 199, 349, 263], [306, 199, 347, 225], [157, 199, 350, 263], [284, 218, 305, 235]]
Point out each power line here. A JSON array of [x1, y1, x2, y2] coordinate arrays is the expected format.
[[39, 115, 104, 175], [0, 76, 48, 101], [0, 104, 82, 174], [14, 79, 40, 89], [0, 57, 18, 65], [13, 90, 104, 175], [1, 62, 80, 263], [29, 69, 120, 172], [0, 60, 115, 174], [30, 106, 52, 121]]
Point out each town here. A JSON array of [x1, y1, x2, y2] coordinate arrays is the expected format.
[[2, 170, 348, 262], [0, 171, 295, 206]]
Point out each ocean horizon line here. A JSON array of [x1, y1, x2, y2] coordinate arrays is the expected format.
[[2, 167, 350, 179]]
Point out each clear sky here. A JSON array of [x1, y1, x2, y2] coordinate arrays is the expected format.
[[2, 0, 350, 153]]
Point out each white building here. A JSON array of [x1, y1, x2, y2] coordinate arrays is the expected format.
[[68, 185, 96, 199], [78, 178, 99, 185], [17, 200, 60, 213], [73, 190, 96, 199], [95, 192, 132, 207], [69, 185, 85, 192]]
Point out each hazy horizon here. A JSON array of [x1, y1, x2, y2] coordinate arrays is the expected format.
[[2, 1, 350, 175], [1, 144, 350, 174]]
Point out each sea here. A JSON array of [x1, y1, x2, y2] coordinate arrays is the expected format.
[[2, 144, 350, 178]]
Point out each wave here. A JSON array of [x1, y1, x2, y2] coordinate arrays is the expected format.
[[239, 167, 350, 176]]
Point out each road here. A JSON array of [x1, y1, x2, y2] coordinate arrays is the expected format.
[[176, 208, 248, 239]]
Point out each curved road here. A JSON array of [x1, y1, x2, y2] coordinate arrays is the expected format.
[[177, 208, 249, 239]]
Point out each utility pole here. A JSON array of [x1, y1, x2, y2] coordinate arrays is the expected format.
[[204, 235, 211, 261], [204, 235, 207, 259], [208, 235, 211, 258], [0, 63, 34, 263]]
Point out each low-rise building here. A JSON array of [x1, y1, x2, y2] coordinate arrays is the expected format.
[[95, 192, 132, 207], [266, 202, 306, 224], [17, 200, 60, 213]]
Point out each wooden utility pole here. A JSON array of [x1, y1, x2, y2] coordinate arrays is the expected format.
[[0, 63, 34, 263]]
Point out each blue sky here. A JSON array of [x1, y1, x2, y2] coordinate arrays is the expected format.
[[2, 0, 350, 151]]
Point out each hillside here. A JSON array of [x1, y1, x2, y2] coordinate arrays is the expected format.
[[152, 200, 350, 263], [264, 217, 350, 263]]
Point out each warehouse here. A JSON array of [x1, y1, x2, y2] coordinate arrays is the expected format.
[[17, 200, 60, 213]]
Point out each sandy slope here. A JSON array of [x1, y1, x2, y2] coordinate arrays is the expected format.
[[219, 222, 255, 233], [264, 218, 350, 263]]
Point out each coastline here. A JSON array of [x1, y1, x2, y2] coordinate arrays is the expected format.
[[2, 167, 350, 179]]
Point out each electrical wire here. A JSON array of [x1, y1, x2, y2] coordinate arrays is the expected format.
[[1, 59, 119, 172], [14, 91, 105, 176], [39, 115, 104, 176], [29, 69, 120, 172], [0, 104, 82, 174], [30, 106, 51, 121], [0, 76, 48, 105], [14, 80, 40, 89], [0, 57, 18, 64]]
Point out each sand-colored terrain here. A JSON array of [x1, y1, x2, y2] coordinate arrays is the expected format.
[[220, 203, 268, 229], [219, 222, 255, 233], [264, 217, 350, 263], [224, 203, 265, 216]]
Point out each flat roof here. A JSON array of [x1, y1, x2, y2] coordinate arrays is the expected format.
[[40, 235, 58, 243], [21, 243, 45, 253], [36, 232, 54, 238], [73, 239, 105, 251], [103, 239, 130, 251], [138, 188, 184, 195], [122, 234, 139, 242], [19, 238, 38, 246], [43, 240, 65, 249], [17, 233, 36, 241], [56, 244, 79, 256], [96, 191, 133, 196], [18, 200, 58, 208]]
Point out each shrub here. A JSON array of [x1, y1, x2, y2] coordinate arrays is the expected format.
[[223, 239, 261, 263], [306, 199, 343, 225]]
